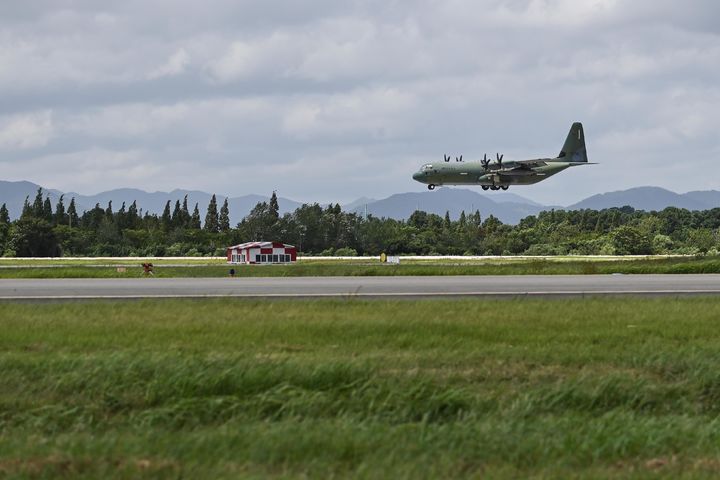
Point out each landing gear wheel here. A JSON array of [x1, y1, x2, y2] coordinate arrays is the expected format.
[[490, 185, 500, 191], [481, 185, 489, 191], [428, 184, 435, 191], [501, 185, 509, 191]]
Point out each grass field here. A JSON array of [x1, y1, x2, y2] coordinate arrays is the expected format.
[[2, 298, 720, 478], [0, 255, 719, 278]]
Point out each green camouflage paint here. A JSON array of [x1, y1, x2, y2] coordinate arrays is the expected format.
[[412, 123, 594, 191]]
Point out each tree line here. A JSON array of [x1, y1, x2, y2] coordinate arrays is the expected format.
[[0, 188, 719, 257]]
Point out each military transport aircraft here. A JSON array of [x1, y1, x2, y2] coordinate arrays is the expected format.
[[412, 122, 594, 191]]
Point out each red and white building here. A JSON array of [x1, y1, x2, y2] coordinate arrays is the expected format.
[[227, 241, 297, 265]]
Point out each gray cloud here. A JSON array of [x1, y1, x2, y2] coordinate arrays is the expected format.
[[0, 0, 718, 205]]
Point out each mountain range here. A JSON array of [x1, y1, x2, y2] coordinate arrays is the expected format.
[[1, 180, 719, 225], [346, 189, 554, 224]]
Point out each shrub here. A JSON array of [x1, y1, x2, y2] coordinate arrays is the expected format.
[[611, 226, 651, 255]]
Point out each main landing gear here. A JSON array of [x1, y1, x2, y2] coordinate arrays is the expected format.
[[482, 185, 509, 191], [428, 184, 436, 190]]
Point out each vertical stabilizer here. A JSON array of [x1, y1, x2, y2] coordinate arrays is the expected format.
[[558, 122, 588, 163]]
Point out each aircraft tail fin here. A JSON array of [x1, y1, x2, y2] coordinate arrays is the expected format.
[[557, 122, 588, 163]]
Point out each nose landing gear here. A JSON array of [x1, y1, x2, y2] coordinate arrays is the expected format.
[[428, 184, 436, 190]]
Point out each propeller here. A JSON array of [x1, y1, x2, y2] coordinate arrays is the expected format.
[[455, 155, 463, 162], [496, 153, 504, 167], [444, 154, 450, 162], [481, 153, 491, 170]]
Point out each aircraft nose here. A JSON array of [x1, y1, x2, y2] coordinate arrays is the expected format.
[[412, 171, 423, 182]]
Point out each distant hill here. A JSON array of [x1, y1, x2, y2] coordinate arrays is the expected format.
[[349, 188, 546, 224], [486, 192, 545, 207], [0, 181, 68, 219], [683, 190, 720, 209], [567, 186, 714, 212], [342, 197, 377, 212], [2, 181, 719, 224]]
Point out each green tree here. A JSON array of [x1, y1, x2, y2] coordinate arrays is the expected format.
[[0, 203, 9, 253], [54, 195, 67, 226], [219, 198, 230, 232], [53, 225, 88, 256], [190, 203, 201, 230], [82, 203, 106, 230], [482, 215, 503, 234], [161, 201, 172, 231], [457, 211, 467, 230], [181, 195, 191, 228], [21, 196, 32, 219], [171, 200, 182, 228], [204, 195, 219, 233], [96, 216, 121, 246], [269, 191, 280, 220], [116, 202, 127, 229], [127, 201, 139, 229], [408, 210, 430, 230], [32, 188, 44, 218], [240, 201, 272, 241], [611, 225, 651, 255], [67, 198, 79, 228], [687, 229, 715, 254], [652, 234, 673, 254], [43, 197, 53, 223], [9, 217, 60, 257], [0, 203, 9, 225]]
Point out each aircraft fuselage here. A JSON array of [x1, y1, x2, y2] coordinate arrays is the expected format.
[[412, 122, 593, 191], [412, 159, 570, 188]]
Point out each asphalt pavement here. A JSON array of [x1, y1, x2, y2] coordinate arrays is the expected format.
[[1, 275, 720, 300]]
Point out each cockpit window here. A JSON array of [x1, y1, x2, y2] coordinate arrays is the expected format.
[[421, 164, 432, 172]]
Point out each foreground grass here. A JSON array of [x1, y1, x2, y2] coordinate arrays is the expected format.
[[0, 255, 719, 278], [2, 298, 720, 478]]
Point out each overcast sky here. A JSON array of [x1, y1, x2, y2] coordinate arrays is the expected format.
[[1, 0, 719, 205]]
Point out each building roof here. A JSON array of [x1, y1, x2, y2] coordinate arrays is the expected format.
[[228, 241, 295, 250]]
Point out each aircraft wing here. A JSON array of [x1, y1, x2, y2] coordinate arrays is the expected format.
[[492, 161, 542, 176], [504, 159, 598, 171], [497, 166, 539, 177], [513, 159, 548, 168]]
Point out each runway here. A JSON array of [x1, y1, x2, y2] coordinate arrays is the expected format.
[[1, 275, 720, 301]]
